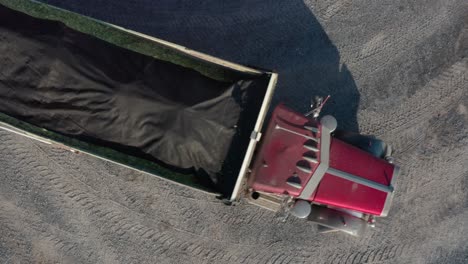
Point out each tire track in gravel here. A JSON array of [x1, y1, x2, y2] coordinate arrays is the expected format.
[[398, 142, 467, 195], [413, 180, 468, 230], [1, 131, 330, 263], [35, 141, 333, 250], [324, 243, 411, 264], [372, 137, 468, 251], [398, 153, 468, 222], [323, 109, 468, 263], [36, 144, 287, 244], [0, 204, 31, 263], [0, 132, 213, 263], [383, 137, 468, 239], [0, 137, 124, 263], [385, 94, 468, 197], [358, 58, 467, 136], [326, 0, 464, 77], [0, 196, 100, 263], [418, 212, 468, 263], [315, 0, 353, 21], [354, 61, 467, 206], [349, 2, 463, 78]]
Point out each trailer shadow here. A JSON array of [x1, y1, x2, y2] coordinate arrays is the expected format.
[[40, 0, 361, 195]]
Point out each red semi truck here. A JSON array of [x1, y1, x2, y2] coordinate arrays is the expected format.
[[0, 1, 398, 237], [238, 102, 398, 236]]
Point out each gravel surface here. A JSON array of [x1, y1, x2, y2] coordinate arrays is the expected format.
[[1, 0, 468, 263]]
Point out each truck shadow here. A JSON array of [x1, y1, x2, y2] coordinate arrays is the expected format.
[[40, 0, 361, 195]]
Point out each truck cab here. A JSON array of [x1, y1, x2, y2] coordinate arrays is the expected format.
[[245, 104, 399, 236]]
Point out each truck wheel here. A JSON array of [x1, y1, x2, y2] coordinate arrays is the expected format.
[[290, 200, 312, 219], [334, 131, 389, 159], [307, 204, 368, 236]]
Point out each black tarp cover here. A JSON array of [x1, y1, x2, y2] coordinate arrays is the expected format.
[[0, 4, 268, 184]]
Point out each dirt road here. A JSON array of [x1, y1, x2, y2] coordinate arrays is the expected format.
[[1, 0, 467, 263]]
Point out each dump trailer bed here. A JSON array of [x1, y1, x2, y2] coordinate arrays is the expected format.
[[0, 0, 277, 198]]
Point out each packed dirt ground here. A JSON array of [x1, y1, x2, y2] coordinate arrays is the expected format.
[[1, 0, 467, 263]]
